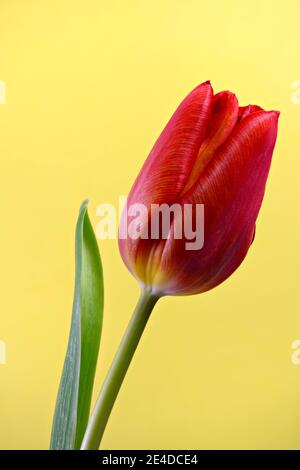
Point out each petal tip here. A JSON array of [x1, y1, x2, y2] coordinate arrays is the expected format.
[[214, 90, 238, 105], [272, 110, 280, 118], [196, 80, 213, 91], [191, 80, 213, 98], [265, 109, 280, 123]]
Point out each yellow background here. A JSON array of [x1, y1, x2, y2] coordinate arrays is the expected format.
[[0, 0, 299, 450]]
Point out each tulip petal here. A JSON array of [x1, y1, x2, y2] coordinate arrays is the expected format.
[[127, 81, 213, 208], [238, 104, 263, 121], [119, 81, 213, 278], [182, 91, 239, 193], [158, 110, 279, 295]]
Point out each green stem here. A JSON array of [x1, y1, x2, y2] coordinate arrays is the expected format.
[[80, 287, 160, 450]]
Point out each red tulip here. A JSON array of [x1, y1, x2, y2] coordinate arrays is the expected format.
[[119, 81, 279, 296], [82, 82, 279, 449]]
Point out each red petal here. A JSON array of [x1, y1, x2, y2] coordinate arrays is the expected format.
[[238, 104, 263, 121], [183, 91, 239, 193], [127, 81, 213, 208], [119, 81, 213, 278], [158, 110, 279, 295]]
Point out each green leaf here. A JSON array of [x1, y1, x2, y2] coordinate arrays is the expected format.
[[50, 200, 104, 450]]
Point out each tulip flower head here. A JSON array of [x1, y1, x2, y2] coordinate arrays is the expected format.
[[119, 81, 279, 296], [80, 84, 279, 449]]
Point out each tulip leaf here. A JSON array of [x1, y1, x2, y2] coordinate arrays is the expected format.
[[50, 200, 104, 450]]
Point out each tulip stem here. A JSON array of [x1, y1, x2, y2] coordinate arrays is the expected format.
[[80, 287, 160, 450]]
